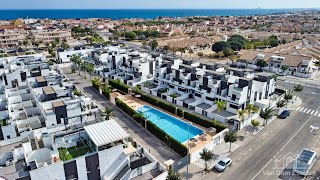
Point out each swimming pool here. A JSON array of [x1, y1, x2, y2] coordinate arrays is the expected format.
[[137, 105, 203, 143]]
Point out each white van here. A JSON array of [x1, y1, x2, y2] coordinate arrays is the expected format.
[[293, 149, 317, 176]]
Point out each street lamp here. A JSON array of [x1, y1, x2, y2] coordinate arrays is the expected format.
[[187, 122, 192, 180]]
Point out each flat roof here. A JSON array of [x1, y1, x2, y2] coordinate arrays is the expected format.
[[84, 120, 129, 147], [52, 101, 65, 108], [35, 76, 46, 83], [42, 86, 55, 95]]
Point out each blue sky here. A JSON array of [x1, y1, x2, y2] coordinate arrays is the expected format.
[[1, 0, 320, 9]]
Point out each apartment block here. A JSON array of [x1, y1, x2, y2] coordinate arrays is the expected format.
[[32, 29, 72, 42], [0, 30, 27, 47]]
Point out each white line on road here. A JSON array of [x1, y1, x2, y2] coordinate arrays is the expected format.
[[262, 136, 266, 140], [249, 148, 252, 152], [303, 108, 308, 113], [311, 110, 315, 115], [314, 111, 319, 116], [296, 107, 301, 111], [299, 107, 305, 112], [251, 115, 315, 180], [318, 113, 320, 117], [306, 109, 312, 114], [244, 152, 248, 156], [238, 157, 242, 161]]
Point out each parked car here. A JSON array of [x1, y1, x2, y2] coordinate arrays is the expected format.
[[214, 157, 232, 172], [279, 110, 290, 119]]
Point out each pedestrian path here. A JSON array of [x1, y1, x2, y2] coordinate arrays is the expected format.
[[296, 106, 320, 116]]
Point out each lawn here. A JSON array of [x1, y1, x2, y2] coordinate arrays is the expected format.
[[58, 144, 93, 161]]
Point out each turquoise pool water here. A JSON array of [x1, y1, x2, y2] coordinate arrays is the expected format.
[[137, 105, 203, 143]]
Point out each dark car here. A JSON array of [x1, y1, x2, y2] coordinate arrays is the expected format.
[[279, 110, 290, 119]]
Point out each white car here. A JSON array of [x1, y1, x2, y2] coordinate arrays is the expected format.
[[215, 157, 232, 172]]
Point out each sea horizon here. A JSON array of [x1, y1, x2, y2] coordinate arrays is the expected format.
[[0, 8, 317, 20]]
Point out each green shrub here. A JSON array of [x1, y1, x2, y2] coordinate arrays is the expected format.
[[133, 113, 146, 127], [102, 84, 110, 99], [184, 112, 226, 132], [115, 98, 136, 117], [73, 90, 81, 96], [109, 79, 129, 93], [177, 109, 184, 117]]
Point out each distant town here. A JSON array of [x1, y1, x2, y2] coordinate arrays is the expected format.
[[0, 10, 320, 180]]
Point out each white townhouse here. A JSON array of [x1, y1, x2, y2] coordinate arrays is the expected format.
[[20, 120, 167, 180], [0, 54, 99, 145], [140, 58, 276, 123]]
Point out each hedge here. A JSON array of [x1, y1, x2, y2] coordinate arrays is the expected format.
[[132, 114, 146, 127], [146, 120, 187, 157], [133, 90, 176, 114], [184, 112, 226, 133], [115, 98, 136, 117], [177, 108, 184, 118], [92, 83, 100, 91], [109, 79, 129, 94]]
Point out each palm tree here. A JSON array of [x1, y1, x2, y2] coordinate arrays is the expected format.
[[214, 100, 226, 112], [237, 109, 246, 122], [276, 98, 286, 108], [86, 63, 95, 79], [224, 131, 238, 152], [70, 55, 82, 76], [188, 48, 194, 59], [259, 106, 275, 125], [22, 39, 29, 49], [101, 107, 113, 120], [166, 169, 181, 180], [284, 90, 294, 104], [81, 62, 88, 79], [293, 84, 303, 100], [251, 119, 260, 133], [200, 148, 215, 171], [245, 104, 259, 120], [197, 52, 204, 60]]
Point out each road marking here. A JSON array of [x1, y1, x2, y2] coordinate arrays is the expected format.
[[314, 111, 319, 116], [296, 107, 301, 111], [306, 109, 312, 114], [303, 108, 308, 113], [238, 157, 242, 161], [244, 152, 248, 156], [249, 148, 252, 152], [251, 115, 315, 180], [298, 107, 304, 112], [262, 136, 266, 140], [318, 113, 320, 117], [311, 110, 315, 115]]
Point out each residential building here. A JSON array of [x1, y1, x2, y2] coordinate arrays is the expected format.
[[32, 29, 72, 42]]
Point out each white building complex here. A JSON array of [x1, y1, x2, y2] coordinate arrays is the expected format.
[[59, 46, 277, 125], [0, 54, 166, 180]]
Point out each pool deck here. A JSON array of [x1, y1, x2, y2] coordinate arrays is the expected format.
[[116, 94, 218, 153]]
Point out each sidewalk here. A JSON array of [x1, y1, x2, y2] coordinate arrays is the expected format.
[[178, 143, 239, 180]]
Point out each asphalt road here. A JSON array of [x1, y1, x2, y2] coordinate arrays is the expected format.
[[202, 81, 320, 180]]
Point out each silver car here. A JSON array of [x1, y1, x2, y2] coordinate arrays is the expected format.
[[215, 157, 232, 172]]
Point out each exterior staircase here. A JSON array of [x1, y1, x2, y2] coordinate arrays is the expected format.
[[113, 164, 130, 180]]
